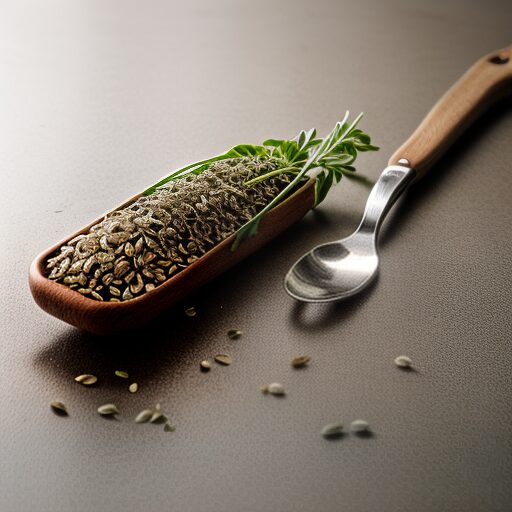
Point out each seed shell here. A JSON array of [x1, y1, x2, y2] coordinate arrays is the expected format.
[[164, 423, 176, 432], [184, 306, 196, 317], [321, 423, 344, 438], [150, 411, 165, 423], [267, 382, 286, 396], [129, 383, 138, 393], [291, 355, 311, 368], [74, 374, 98, 386], [135, 409, 153, 423], [350, 419, 370, 433], [97, 403, 120, 416], [394, 355, 413, 368], [227, 329, 242, 340], [115, 370, 129, 379], [200, 360, 212, 371], [214, 354, 232, 366], [50, 401, 68, 415]]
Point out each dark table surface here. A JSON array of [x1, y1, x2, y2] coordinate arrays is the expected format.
[[1, 1, 511, 511]]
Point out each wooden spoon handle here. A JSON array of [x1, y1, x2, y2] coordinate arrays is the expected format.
[[389, 46, 512, 178]]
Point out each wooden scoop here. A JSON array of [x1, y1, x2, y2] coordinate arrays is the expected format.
[[29, 180, 314, 335]]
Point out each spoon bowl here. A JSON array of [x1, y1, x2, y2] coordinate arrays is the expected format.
[[285, 164, 415, 302], [285, 235, 379, 302]]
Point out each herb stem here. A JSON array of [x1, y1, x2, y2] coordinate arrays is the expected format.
[[243, 166, 301, 187]]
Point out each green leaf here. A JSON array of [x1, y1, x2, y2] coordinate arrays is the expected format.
[[263, 139, 285, 147], [314, 170, 333, 206], [225, 144, 269, 158]]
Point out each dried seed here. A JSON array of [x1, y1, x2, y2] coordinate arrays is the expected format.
[[150, 411, 165, 423], [291, 355, 311, 368], [227, 329, 242, 340], [145, 283, 155, 292], [184, 306, 196, 317], [97, 403, 119, 416], [115, 370, 129, 379], [321, 423, 344, 438], [260, 385, 269, 394], [200, 360, 212, 372], [50, 401, 68, 415], [214, 354, 232, 366], [109, 286, 121, 297], [350, 419, 370, 434], [124, 242, 135, 257], [135, 409, 153, 423], [142, 252, 156, 264], [394, 355, 412, 369], [129, 383, 138, 393], [124, 270, 135, 283], [83, 255, 96, 273], [164, 423, 176, 432], [155, 272, 166, 282], [114, 260, 130, 278], [91, 291, 103, 301], [130, 273, 144, 294], [99, 235, 109, 251], [74, 374, 97, 386], [122, 287, 133, 300], [266, 382, 285, 396], [142, 268, 154, 279], [134, 237, 144, 254], [102, 273, 114, 285]]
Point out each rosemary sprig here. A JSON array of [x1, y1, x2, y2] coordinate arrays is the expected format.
[[142, 112, 378, 250], [232, 112, 378, 249]]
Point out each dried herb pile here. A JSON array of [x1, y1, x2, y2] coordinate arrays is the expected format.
[[46, 158, 291, 301], [46, 113, 378, 301]]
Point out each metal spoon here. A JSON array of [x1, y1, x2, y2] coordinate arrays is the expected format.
[[285, 46, 512, 302]]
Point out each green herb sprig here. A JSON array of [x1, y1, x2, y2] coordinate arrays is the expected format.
[[143, 112, 378, 250]]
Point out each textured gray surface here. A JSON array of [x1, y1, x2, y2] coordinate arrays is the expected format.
[[1, 1, 511, 511]]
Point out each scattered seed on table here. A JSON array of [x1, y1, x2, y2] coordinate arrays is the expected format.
[[129, 383, 138, 393], [200, 360, 212, 372], [227, 329, 242, 340], [266, 382, 286, 396], [50, 401, 67, 415], [291, 355, 311, 368], [115, 370, 129, 379], [214, 354, 232, 366], [74, 374, 97, 386], [184, 306, 196, 317], [321, 423, 344, 438], [394, 355, 412, 369], [150, 411, 165, 423], [97, 404, 120, 416], [135, 409, 153, 423], [164, 423, 176, 432], [350, 419, 370, 433]]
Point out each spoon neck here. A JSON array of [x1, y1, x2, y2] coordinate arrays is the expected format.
[[357, 165, 416, 238]]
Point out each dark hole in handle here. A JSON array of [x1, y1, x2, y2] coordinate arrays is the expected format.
[[489, 54, 510, 65]]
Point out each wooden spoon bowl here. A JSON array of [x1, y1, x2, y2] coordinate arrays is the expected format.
[[29, 179, 315, 335]]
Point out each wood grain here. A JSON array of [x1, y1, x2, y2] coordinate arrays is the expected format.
[[29, 179, 315, 335], [389, 46, 512, 178]]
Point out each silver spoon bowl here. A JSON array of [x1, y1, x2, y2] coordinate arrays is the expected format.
[[285, 164, 415, 302]]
